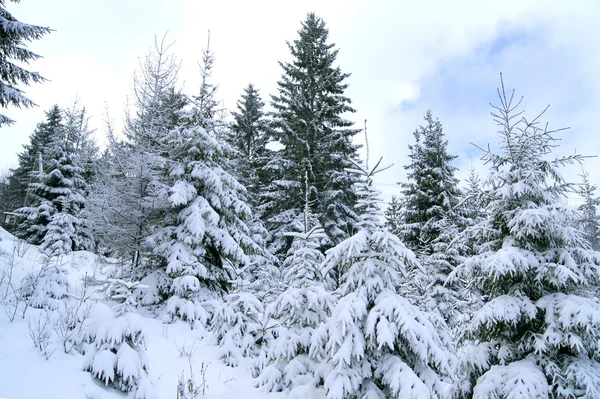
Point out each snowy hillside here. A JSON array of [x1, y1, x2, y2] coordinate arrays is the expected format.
[[0, 227, 284, 399]]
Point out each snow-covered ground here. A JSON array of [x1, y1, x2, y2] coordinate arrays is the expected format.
[[0, 227, 283, 399]]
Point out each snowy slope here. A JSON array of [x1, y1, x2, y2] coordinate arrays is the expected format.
[[0, 227, 284, 399]]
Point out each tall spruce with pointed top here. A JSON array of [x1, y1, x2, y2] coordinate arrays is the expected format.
[[451, 79, 600, 398], [0, 0, 51, 126], [262, 13, 361, 256], [3, 105, 63, 213], [577, 171, 599, 251], [311, 159, 452, 399], [230, 84, 270, 209], [399, 110, 461, 254]]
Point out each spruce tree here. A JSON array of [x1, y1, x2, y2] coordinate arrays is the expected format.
[[262, 13, 361, 256], [151, 39, 262, 325], [311, 159, 451, 399], [256, 172, 335, 394], [398, 110, 463, 328], [0, 0, 51, 126], [229, 83, 270, 208], [384, 195, 402, 236], [452, 78, 600, 398], [16, 131, 91, 253], [62, 98, 99, 184], [4, 105, 63, 212], [399, 110, 461, 254], [577, 171, 599, 251]]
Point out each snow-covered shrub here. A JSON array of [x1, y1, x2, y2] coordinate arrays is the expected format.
[[83, 280, 155, 398], [52, 283, 92, 354], [310, 159, 453, 399], [210, 292, 264, 367], [20, 258, 69, 310], [27, 311, 55, 360], [451, 78, 600, 398]]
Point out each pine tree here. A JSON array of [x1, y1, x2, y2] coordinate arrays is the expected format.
[[311, 159, 452, 399], [577, 171, 599, 251], [256, 173, 335, 395], [399, 110, 461, 254], [16, 130, 91, 253], [397, 110, 463, 329], [229, 83, 270, 208], [0, 0, 51, 126], [4, 105, 63, 213], [151, 38, 262, 325], [62, 98, 99, 183], [83, 281, 156, 399], [262, 13, 361, 256], [452, 78, 600, 398], [384, 195, 402, 236]]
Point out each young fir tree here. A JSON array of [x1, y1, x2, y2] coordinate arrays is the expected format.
[[577, 171, 600, 251], [16, 130, 91, 253], [84, 280, 155, 399], [311, 159, 452, 399], [384, 195, 402, 236], [451, 78, 600, 398], [0, 0, 51, 126], [4, 105, 63, 213], [256, 173, 335, 395], [261, 13, 361, 256], [150, 38, 262, 326]]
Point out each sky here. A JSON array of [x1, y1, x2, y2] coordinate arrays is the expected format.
[[3, 0, 600, 206]]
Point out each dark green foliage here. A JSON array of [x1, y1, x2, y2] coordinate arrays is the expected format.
[[262, 13, 361, 255], [229, 84, 270, 208], [400, 110, 461, 255], [0, 0, 51, 126], [384, 195, 402, 235], [3, 105, 63, 213]]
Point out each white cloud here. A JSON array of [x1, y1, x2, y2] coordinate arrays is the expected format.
[[2, 0, 598, 203]]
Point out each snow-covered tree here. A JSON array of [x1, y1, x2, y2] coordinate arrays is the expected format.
[[396, 110, 463, 329], [229, 83, 270, 208], [15, 130, 91, 253], [311, 159, 452, 399], [577, 171, 599, 251], [261, 13, 361, 256], [88, 36, 184, 270], [384, 195, 402, 236], [257, 175, 336, 394], [83, 282, 155, 398], [4, 105, 63, 214], [451, 78, 600, 398], [20, 257, 69, 310], [151, 38, 262, 326], [0, 0, 51, 127], [62, 97, 99, 183], [399, 110, 461, 254], [211, 291, 265, 367]]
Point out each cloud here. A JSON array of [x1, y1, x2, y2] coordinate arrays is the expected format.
[[2, 0, 598, 205]]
